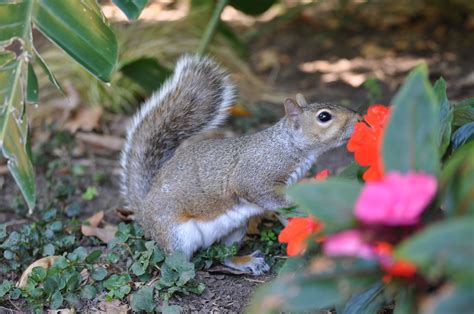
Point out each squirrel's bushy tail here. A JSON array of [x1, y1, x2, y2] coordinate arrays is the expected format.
[[120, 55, 236, 208]]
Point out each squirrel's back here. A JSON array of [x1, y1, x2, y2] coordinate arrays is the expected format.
[[120, 55, 236, 208]]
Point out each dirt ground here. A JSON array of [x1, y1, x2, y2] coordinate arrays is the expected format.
[[1, 1, 473, 312]]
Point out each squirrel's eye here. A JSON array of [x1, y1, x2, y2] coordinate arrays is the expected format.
[[317, 111, 332, 123]]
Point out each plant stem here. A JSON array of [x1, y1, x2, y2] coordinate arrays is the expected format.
[[197, 0, 229, 56]]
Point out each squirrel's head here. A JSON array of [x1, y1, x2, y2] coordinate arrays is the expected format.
[[284, 93, 361, 150]]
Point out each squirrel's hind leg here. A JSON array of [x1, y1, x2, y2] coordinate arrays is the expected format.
[[220, 226, 270, 276]]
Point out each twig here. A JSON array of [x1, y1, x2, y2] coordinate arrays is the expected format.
[[197, 0, 229, 56]]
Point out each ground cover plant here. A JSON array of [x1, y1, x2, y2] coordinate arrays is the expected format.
[[250, 65, 474, 313]]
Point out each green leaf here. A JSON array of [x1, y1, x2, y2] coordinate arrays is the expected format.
[[33, 0, 118, 82], [0, 1, 32, 43], [396, 217, 474, 282], [338, 162, 365, 180], [119, 57, 171, 93], [130, 286, 155, 312], [394, 286, 417, 314], [165, 251, 196, 286], [85, 250, 102, 263], [112, 0, 148, 20], [82, 186, 98, 200], [342, 282, 385, 314], [0, 280, 14, 298], [452, 98, 474, 129], [0, 57, 36, 211], [160, 303, 182, 314], [451, 121, 474, 150], [229, 0, 277, 15], [383, 64, 440, 175], [286, 178, 362, 232], [68, 246, 87, 262], [26, 62, 38, 104], [433, 78, 453, 156], [424, 284, 474, 314], [33, 48, 64, 93], [80, 284, 97, 299], [42, 243, 55, 256], [249, 258, 379, 313], [440, 141, 474, 216], [50, 290, 63, 309], [91, 267, 108, 281]]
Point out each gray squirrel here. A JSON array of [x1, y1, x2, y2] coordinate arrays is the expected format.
[[120, 55, 360, 275]]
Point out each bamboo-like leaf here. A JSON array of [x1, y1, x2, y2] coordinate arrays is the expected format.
[[33, 0, 118, 82], [0, 57, 36, 211], [33, 47, 63, 93], [26, 62, 38, 104], [0, 1, 31, 43], [112, 0, 148, 20]]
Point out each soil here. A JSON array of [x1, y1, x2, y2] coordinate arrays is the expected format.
[[1, 1, 473, 312]]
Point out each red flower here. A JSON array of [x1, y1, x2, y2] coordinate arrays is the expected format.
[[375, 242, 417, 281], [315, 169, 330, 180], [278, 217, 323, 256], [347, 105, 391, 182]]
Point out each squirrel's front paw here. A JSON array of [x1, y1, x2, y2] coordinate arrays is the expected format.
[[223, 250, 270, 276]]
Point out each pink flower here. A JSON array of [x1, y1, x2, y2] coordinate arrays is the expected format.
[[354, 172, 437, 225], [322, 230, 375, 260]]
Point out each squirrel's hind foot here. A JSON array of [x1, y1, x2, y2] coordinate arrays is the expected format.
[[223, 250, 270, 276]]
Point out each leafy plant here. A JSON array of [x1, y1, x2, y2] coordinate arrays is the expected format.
[[250, 65, 474, 313]]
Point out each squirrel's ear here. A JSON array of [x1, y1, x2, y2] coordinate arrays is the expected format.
[[296, 93, 308, 107], [284, 98, 303, 129]]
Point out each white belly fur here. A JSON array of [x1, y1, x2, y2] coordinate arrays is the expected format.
[[174, 200, 264, 258]]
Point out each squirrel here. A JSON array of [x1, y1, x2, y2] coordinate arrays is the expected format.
[[120, 55, 361, 275]]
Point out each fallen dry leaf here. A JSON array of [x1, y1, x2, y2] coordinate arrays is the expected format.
[[64, 107, 103, 133], [76, 132, 124, 152], [17, 256, 60, 288], [98, 300, 129, 314], [81, 224, 117, 244], [86, 211, 105, 228]]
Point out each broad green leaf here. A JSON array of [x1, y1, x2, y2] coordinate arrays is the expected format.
[[229, 0, 277, 15], [130, 286, 155, 312], [433, 78, 453, 156], [249, 258, 379, 313], [422, 284, 474, 314], [112, 0, 148, 20], [440, 141, 474, 216], [342, 282, 385, 314], [26, 62, 38, 104], [91, 267, 108, 281], [394, 286, 417, 314], [383, 64, 440, 175], [50, 290, 63, 309], [0, 57, 36, 211], [452, 98, 474, 129], [33, 0, 118, 82], [338, 162, 365, 180], [286, 178, 362, 232], [80, 284, 97, 299], [396, 217, 474, 282], [451, 121, 474, 150], [119, 57, 171, 93]]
